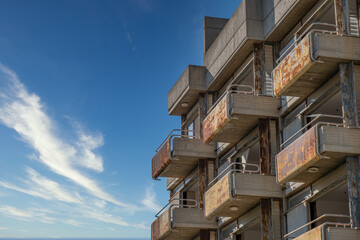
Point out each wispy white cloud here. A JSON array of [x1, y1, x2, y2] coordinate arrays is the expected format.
[[0, 206, 56, 224], [126, 31, 137, 52], [81, 208, 149, 229], [63, 219, 83, 227], [141, 184, 161, 212], [0, 63, 136, 210], [0, 168, 82, 204]]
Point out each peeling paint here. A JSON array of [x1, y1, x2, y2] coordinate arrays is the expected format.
[[276, 127, 320, 184], [152, 140, 171, 179], [254, 43, 265, 95], [335, 0, 350, 35], [203, 96, 230, 143], [204, 173, 230, 218], [273, 35, 312, 97], [293, 226, 321, 240]]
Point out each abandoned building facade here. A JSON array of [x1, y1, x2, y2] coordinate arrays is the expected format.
[[151, 0, 360, 239]]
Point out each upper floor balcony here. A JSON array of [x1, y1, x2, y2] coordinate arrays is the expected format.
[[204, 163, 283, 219], [168, 65, 206, 116], [273, 25, 360, 98], [203, 85, 279, 145], [276, 114, 360, 185], [152, 130, 216, 180], [284, 214, 360, 240], [151, 198, 217, 240]]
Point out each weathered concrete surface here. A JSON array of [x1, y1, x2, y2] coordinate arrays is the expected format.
[[203, 16, 229, 54], [168, 65, 206, 116]]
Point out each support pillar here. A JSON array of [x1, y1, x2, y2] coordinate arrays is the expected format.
[[253, 43, 265, 96], [198, 159, 208, 209], [200, 230, 210, 240], [259, 118, 275, 239], [341, 62, 360, 228], [199, 93, 206, 140], [340, 63, 358, 127], [259, 118, 272, 175], [334, 0, 350, 35], [346, 156, 360, 228]]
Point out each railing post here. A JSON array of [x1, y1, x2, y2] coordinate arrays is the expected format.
[[334, 0, 350, 35]]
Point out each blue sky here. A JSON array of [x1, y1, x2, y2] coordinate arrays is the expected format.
[[0, 0, 241, 238]]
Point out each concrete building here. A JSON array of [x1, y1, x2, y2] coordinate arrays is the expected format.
[[151, 0, 360, 239]]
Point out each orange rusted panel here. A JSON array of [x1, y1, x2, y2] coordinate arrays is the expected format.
[[293, 226, 321, 240], [203, 96, 230, 143], [204, 172, 230, 218], [273, 35, 312, 97], [151, 209, 170, 240], [152, 139, 171, 179], [276, 127, 320, 184]]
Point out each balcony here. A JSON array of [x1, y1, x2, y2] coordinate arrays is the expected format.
[[204, 163, 283, 219], [203, 85, 279, 145], [151, 199, 217, 240], [285, 214, 360, 240], [276, 115, 360, 184], [152, 130, 216, 180], [168, 65, 206, 116], [273, 29, 360, 97]]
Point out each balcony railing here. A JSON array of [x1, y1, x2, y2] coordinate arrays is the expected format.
[[204, 162, 282, 219], [152, 129, 216, 180], [151, 198, 217, 240], [203, 85, 279, 145], [273, 23, 360, 97], [284, 214, 359, 240], [276, 114, 360, 184]]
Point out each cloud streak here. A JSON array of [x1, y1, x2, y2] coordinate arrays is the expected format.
[[0, 206, 56, 224], [0, 63, 135, 209], [0, 168, 82, 204], [141, 184, 161, 213]]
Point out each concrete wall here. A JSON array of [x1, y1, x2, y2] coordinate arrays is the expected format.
[[203, 17, 229, 54]]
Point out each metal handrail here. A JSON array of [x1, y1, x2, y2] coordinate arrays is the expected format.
[[207, 84, 254, 114], [284, 214, 352, 239], [280, 114, 344, 149], [208, 162, 260, 187], [155, 198, 197, 218], [276, 22, 337, 64], [293, 0, 333, 40], [155, 129, 195, 152]]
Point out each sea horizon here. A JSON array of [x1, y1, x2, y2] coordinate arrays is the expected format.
[[0, 239, 150, 240], [0, 238, 150, 240]]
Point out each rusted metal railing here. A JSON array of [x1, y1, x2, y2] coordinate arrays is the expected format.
[[276, 22, 338, 65], [208, 162, 260, 187], [284, 214, 352, 239], [155, 129, 195, 152], [155, 197, 198, 218], [280, 114, 344, 150], [207, 84, 254, 115]]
